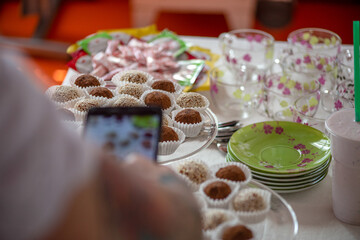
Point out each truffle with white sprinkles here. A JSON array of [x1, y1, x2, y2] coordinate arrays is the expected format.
[[112, 95, 143, 107], [51, 86, 81, 103], [176, 92, 207, 108], [202, 209, 232, 231], [232, 190, 266, 212], [117, 83, 146, 99], [177, 160, 208, 184], [119, 70, 148, 84], [74, 99, 101, 112]]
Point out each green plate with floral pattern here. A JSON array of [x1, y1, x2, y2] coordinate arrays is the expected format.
[[228, 121, 331, 174]]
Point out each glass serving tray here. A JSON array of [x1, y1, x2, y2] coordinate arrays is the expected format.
[[245, 180, 299, 240], [196, 179, 298, 240], [159, 108, 218, 164]]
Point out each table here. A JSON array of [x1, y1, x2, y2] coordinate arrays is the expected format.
[[63, 35, 360, 239], [179, 36, 360, 240]]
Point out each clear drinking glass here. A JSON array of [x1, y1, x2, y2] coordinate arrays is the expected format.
[[287, 28, 342, 57], [210, 65, 263, 120], [219, 29, 275, 83], [336, 49, 356, 103], [264, 73, 320, 121]]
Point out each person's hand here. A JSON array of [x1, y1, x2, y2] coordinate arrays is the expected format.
[[100, 154, 202, 240]]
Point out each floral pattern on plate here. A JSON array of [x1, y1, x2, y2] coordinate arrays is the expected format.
[[228, 121, 331, 174]]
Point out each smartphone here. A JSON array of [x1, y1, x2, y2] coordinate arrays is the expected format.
[[84, 107, 162, 161]]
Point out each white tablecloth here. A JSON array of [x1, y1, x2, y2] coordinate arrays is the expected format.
[[180, 36, 360, 240]]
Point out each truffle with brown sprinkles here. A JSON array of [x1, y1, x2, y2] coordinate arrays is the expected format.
[[144, 91, 171, 110], [176, 92, 207, 108], [160, 126, 179, 142], [175, 109, 202, 124], [204, 181, 231, 200], [89, 87, 114, 99], [119, 71, 148, 84], [74, 99, 101, 112], [117, 83, 145, 99], [51, 86, 81, 103], [177, 160, 208, 184], [222, 225, 253, 240], [74, 74, 100, 88], [151, 80, 175, 93], [216, 165, 246, 182]]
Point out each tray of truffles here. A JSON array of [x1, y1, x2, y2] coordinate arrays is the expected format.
[[46, 69, 218, 164], [170, 159, 298, 240]]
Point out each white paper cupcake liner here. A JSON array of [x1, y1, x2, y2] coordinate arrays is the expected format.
[[158, 126, 185, 155], [108, 94, 145, 107], [211, 162, 252, 187], [111, 69, 153, 87], [115, 83, 150, 99], [175, 92, 210, 113], [171, 109, 205, 137], [69, 73, 106, 90], [214, 219, 259, 240], [199, 179, 239, 209], [146, 78, 184, 96], [201, 208, 237, 236], [140, 89, 175, 114], [171, 159, 212, 191], [85, 86, 117, 102], [46, 85, 86, 108], [229, 188, 271, 224], [162, 114, 173, 127]]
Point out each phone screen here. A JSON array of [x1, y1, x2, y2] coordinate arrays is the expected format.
[[84, 107, 162, 161]]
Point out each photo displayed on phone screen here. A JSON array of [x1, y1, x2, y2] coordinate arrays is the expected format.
[[84, 107, 162, 161]]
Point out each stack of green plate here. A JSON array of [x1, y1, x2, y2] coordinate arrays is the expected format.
[[226, 121, 331, 193]]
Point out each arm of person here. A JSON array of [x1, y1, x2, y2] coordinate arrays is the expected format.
[[44, 154, 202, 240], [42, 154, 202, 240]]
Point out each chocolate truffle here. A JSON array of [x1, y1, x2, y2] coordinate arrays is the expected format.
[[177, 160, 208, 184], [74, 74, 100, 88], [51, 86, 81, 103], [117, 83, 145, 99], [216, 165, 246, 182], [232, 190, 267, 212], [202, 209, 231, 231], [144, 91, 171, 110], [176, 92, 207, 108], [160, 126, 179, 142], [113, 95, 142, 107], [119, 70, 148, 84], [89, 87, 114, 99], [222, 225, 253, 240], [204, 181, 231, 200], [57, 108, 75, 121], [151, 80, 175, 93], [175, 109, 202, 124]]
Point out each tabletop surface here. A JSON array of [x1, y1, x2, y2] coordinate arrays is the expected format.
[[179, 36, 360, 240]]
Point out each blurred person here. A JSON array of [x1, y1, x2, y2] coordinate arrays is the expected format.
[[0, 47, 202, 240]]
